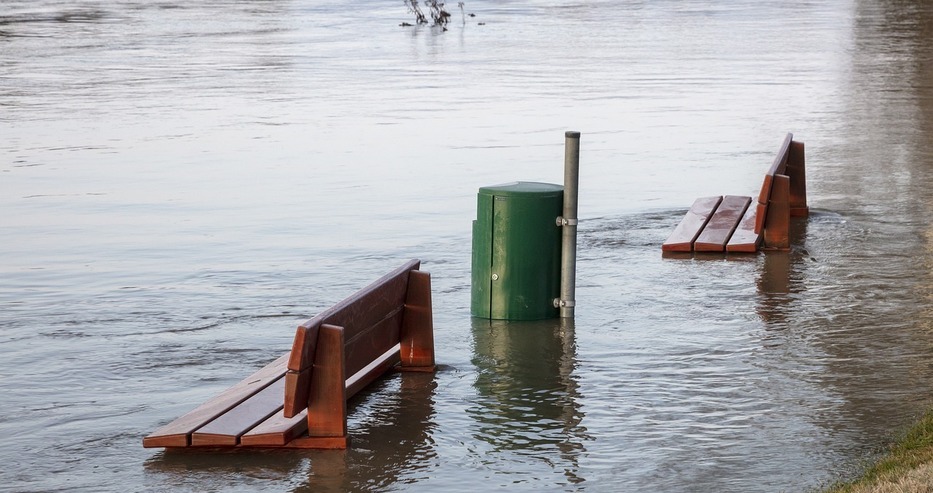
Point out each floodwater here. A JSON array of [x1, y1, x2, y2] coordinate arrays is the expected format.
[[2, 0, 932, 491]]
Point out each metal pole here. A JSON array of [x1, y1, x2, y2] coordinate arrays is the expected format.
[[560, 131, 580, 318]]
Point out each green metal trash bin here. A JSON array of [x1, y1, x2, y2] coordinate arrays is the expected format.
[[471, 181, 564, 320]]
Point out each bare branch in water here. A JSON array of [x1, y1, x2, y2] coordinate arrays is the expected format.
[[403, 1, 477, 30], [426, 1, 451, 26], [405, 0, 427, 24]]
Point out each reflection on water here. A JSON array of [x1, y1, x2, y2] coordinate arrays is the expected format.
[[756, 218, 810, 324], [469, 318, 587, 486]]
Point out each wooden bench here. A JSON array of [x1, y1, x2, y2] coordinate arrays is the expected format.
[[142, 259, 435, 450], [662, 133, 809, 253]]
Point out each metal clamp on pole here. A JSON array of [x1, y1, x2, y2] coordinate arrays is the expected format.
[[560, 131, 580, 318], [553, 298, 577, 308], [556, 216, 578, 227]]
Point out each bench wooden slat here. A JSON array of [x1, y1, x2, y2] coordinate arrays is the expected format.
[[283, 367, 312, 418], [247, 344, 403, 446], [344, 307, 403, 377], [286, 324, 319, 373], [142, 353, 289, 448], [289, 260, 419, 373], [240, 409, 308, 447], [725, 201, 761, 252], [346, 343, 402, 398], [761, 133, 793, 186], [662, 196, 722, 252], [190, 375, 288, 447], [755, 133, 793, 233], [694, 195, 752, 252], [321, 261, 415, 343]]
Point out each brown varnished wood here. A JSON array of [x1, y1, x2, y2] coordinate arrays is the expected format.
[[285, 260, 419, 416], [283, 367, 312, 418], [307, 324, 347, 438], [755, 133, 793, 234], [664, 133, 807, 255], [286, 324, 319, 373], [346, 344, 402, 399], [142, 353, 289, 448], [400, 270, 435, 370], [298, 259, 419, 348], [786, 140, 809, 217], [762, 174, 791, 250], [240, 409, 309, 447], [694, 195, 751, 252], [764, 132, 793, 178], [343, 307, 403, 377], [145, 260, 432, 451], [190, 375, 287, 447], [281, 435, 350, 449], [662, 196, 722, 252], [725, 202, 761, 253]]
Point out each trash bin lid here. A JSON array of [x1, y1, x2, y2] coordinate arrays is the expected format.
[[478, 181, 563, 198]]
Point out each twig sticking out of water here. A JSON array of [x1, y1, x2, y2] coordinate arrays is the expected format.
[[427, 1, 451, 26], [405, 0, 427, 24], [403, 1, 456, 28]]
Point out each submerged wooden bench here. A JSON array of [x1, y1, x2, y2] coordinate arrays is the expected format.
[[662, 133, 809, 253], [143, 259, 435, 450]]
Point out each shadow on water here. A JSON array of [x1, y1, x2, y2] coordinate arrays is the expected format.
[[469, 317, 589, 486]]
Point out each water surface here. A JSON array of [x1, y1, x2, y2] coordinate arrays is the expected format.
[[2, 1, 932, 492]]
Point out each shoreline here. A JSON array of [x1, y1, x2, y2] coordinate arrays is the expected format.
[[823, 410, 933, 492]]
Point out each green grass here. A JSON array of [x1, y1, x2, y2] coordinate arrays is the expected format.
[[825, 410, 933, 493]]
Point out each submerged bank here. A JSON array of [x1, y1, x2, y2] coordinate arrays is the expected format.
[[825, 411, 933, 493]]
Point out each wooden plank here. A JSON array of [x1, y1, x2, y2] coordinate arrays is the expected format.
[[282, 435, 350, 449], [283, 367, 312, 418], [762, 174, 791, 250], [248, 343, 403, 446], [344, 307, 403, 377], [190, 375, 287, 447], [286, 324, 319, 373], [285, 260, 419, 417], [307, 324, 348, 438], [755, 133, 793, 234], [400, 270, 435, 370], [762, 132, 793, 184], [321, 262, 414, 343], [786, 140, 809, 217], [240, 409, 308, 447], [292, 260, 419, 365], [726, 201, 761, 252], [694, 195, 751, 252], [142, 353, 289, 448], [346, 344, 402, 399], [661, 196, 722, 252]]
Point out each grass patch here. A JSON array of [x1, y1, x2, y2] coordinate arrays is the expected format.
[[825, 410, 933, 493]]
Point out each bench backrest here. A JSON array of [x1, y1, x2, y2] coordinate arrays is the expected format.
[[283, 259, 421, 417], [754, 132, 793, 234]]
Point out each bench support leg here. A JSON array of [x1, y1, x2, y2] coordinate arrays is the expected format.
[[762, 174, 791, 251], [400, 270, 436, 372], [786, 140, 809, 217], [305, 324, 349, 446]]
